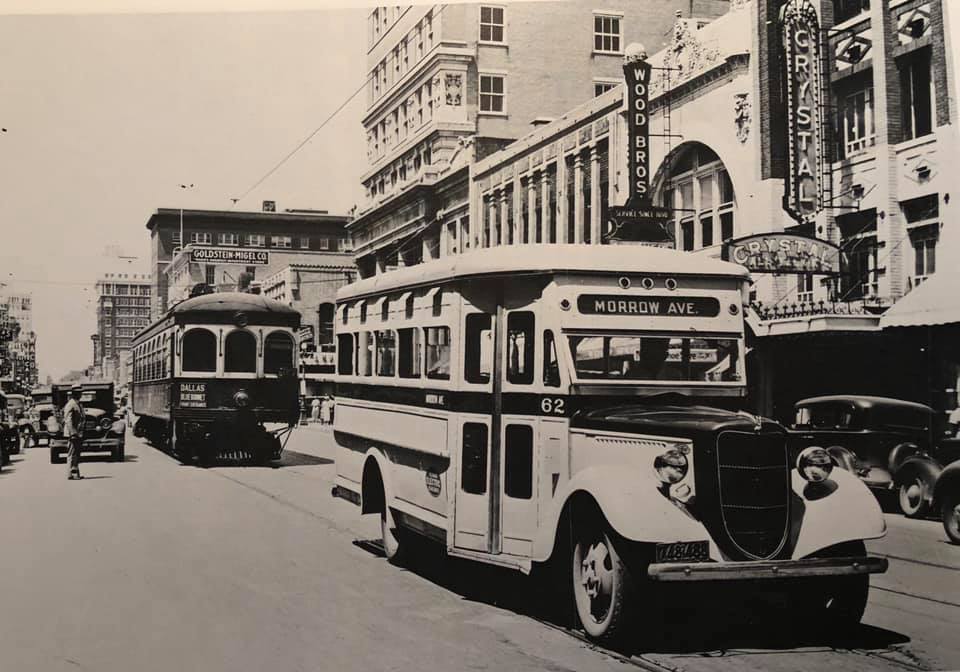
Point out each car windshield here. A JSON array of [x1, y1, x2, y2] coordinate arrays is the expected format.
[[567, 334, 743, 383]]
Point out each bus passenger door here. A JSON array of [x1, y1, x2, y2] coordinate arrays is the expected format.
[[454, 419, 492, 551]]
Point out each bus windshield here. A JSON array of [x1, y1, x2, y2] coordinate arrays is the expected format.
[[568, 334, 743, 384]]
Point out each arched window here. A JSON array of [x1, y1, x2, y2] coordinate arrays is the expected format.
[[224, 330, 257, 373], [264, 332, 295, 374], [183, 329, 217, 372]]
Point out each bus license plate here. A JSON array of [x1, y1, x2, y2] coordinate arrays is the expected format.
[[655, 540, 709, 563]]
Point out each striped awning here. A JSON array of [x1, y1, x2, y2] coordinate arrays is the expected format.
[[880, 272, 960, 328]]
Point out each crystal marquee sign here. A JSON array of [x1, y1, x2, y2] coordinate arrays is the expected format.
[[781, 0, 825, 223]]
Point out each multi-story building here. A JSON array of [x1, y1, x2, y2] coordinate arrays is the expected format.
[[348, 0, 960, 421], [146, 207, 353, 319], [93, 272, 152, 382], [0, 291, 38, 391], [350, 1, 732, 277]]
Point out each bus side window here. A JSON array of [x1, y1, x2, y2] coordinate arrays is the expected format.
[[543, 330, 561, 388], [358, 331, 373, 376], [376, 330, 396, 377], [337, 333, 355, 375], [464, 313, 493, 384], [504, 424, 533, 499], [425, 326, 451, 380], [461, 423, 488, 495], [398, 327, 422, 378], [506, 311, 535, 385]]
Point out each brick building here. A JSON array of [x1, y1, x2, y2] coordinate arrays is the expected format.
[[93, 272, 152, 383], [146, 207, 352, 319], [350, 1, 732, 277]]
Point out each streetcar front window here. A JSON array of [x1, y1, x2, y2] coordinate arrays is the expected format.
[[568, 334, 743, 384], [225, 330, 257, 373], [264, 332, 295, 374], [182, 329, 217, 372]]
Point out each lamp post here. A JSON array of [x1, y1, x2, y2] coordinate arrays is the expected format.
[[179, 183, 196, 252]]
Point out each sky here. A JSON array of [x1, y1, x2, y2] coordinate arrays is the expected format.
[[0, 1, 369, 381]]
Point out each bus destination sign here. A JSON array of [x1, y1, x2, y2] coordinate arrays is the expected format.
[[578, 295, 720, 317]]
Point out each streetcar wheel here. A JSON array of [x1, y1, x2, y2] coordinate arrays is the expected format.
[[898, 474, 929, 518], [942, 491, 960, 545], [380, 506, 407, 565], [572, 525, 633, 646]]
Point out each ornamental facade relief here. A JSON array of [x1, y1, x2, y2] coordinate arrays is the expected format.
[[734, 93, 751, 143]]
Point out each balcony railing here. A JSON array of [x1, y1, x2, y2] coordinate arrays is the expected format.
[[751, 297, 890, 321]]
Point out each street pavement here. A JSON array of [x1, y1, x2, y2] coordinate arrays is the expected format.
[[1, 426, 958, 672]]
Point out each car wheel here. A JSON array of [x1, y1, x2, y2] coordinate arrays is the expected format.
[[942, 491, 960, 545], [572, 524, 634, 646], [898, 474, 930, 518]]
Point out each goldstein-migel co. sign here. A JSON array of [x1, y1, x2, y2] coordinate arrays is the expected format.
[[781, 0, 824, 223]]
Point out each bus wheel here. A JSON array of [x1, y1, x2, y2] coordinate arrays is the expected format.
[[381, 506, 407, 565], [572, 525, 633, 646]]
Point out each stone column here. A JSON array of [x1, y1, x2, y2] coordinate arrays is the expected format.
[[590, 145, 601, 244], [541, 170, 551, 243], [500, 189, 510, 246], [573, 154, 584, 244], [557, 156, 568, 243], [438, 218, 448, 258], [512, 181, 523, 244], [528, 174, 539, 243]]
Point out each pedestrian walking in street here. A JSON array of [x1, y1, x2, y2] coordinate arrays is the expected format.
[[320, 396, 332, 426], [311, 397, 321, 424], [63, 384, 85, 480]]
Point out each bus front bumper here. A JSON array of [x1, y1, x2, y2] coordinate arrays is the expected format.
[[648, 555, 888, 582]]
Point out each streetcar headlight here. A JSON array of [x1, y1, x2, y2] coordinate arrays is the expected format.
[[797, 446, 833, 483], [655, 445, 690, 484], [233, 390, 251, 408], [99, 417, 113, 431]]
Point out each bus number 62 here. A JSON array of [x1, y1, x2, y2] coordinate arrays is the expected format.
[[540, 397, 566, 416]]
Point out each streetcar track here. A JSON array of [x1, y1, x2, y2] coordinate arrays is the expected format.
[[873, 584, 960, 609], [873, 551, 960, 572]]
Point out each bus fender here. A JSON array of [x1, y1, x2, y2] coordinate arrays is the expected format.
[[791, 466, 886, 559], [532, 465, 712, 563], [360, 447, 394, 515]]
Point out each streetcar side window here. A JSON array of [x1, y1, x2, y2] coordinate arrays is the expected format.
[[264, 332, 295, 374], [425, 326, 451, 380], [464, 313, 493, 385], [506, 311, 535, 385], [375, 329, 396, 377], [461, 423, 488, 495], [398, 327, 422, 379], [224, 330, 257, 373], [337, 333, 355, 375], [182, 329, 217, 372]]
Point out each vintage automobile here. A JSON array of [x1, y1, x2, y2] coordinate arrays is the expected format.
[[48, 382, 126, 463], [25, 387, 55, 446], [790, 395, 954, 517], [1, 392, 28, 454], [0, 392, 14, 466], [934, 455, 960, 544]]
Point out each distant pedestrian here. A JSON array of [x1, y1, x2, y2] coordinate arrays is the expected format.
[[320, 396, 332, 426], [311, 397, 321, 424], [328, 396, 335, 426], [63, 384, 85, 480]]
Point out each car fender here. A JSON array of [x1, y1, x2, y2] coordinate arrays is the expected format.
[[360, 446, 394, 515], [532, 465, 714, 563], [791, 466, 886, 559], [932, 459, 960, 505], [825, 444, 860, 473], [894, 455, 942, 506], [887, 442, 921, 474]]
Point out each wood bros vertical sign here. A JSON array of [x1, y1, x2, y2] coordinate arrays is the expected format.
[[623, 53, 653, 204], [781, 0, 824, 223]]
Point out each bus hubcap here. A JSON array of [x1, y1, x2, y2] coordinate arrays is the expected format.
[[580, 541, 613, 619]]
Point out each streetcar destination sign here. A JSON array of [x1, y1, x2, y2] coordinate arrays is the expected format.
[[578, 295, 720, 317], [190, 247, 270, 265]]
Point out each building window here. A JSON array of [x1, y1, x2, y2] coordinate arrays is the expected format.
[[903, 194, 939, 290], [479, 74, 506, 114], [218, 232, 238, 246], [171, 232, 181, 247], [317, 238, 330, 250], [205, 266, 216, 286], [837, 209, 879, 300], [593, 14, 622, 54], [662, 145, 734, 251], [833, 0, 869, 24], [841, 86, 875, 157], [272, 236, 292, 249], [245, 234, 265, 247], [797, 274, 815, 303], [593, 79, 619, 97], [899, 48, 933, 142], [189, 232, 212, 245], [300, 236, 311, 249], [479, 6, 505, 43]]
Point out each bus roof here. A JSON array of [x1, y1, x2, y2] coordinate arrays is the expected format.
[[337, 244, 748, 302]]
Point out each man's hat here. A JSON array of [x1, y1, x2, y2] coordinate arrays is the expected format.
[[70, 384, 82, 392]]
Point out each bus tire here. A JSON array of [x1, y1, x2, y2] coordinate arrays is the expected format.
[[381, 506, 408, 565], [572, 522, 634, 647]]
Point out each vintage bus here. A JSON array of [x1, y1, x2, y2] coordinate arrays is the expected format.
[[331, 245, 887, 644]]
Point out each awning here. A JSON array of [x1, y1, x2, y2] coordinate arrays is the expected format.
[[880, 271, 960, 328]]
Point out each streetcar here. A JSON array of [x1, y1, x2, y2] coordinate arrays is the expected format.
[[131, 292, 301, 464], [331, 244, 888, 645]]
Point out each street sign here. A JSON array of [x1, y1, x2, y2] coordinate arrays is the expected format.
[[605, 204, 674, 245]]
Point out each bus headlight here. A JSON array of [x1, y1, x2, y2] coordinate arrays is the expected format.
[[655, 446, 689, 484], [233, 390, 251, 408], [797, 446, 833, 483]]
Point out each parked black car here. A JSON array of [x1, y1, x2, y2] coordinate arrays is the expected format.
[[790, 395, 953, 517], [933, 455, 960, 544]]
